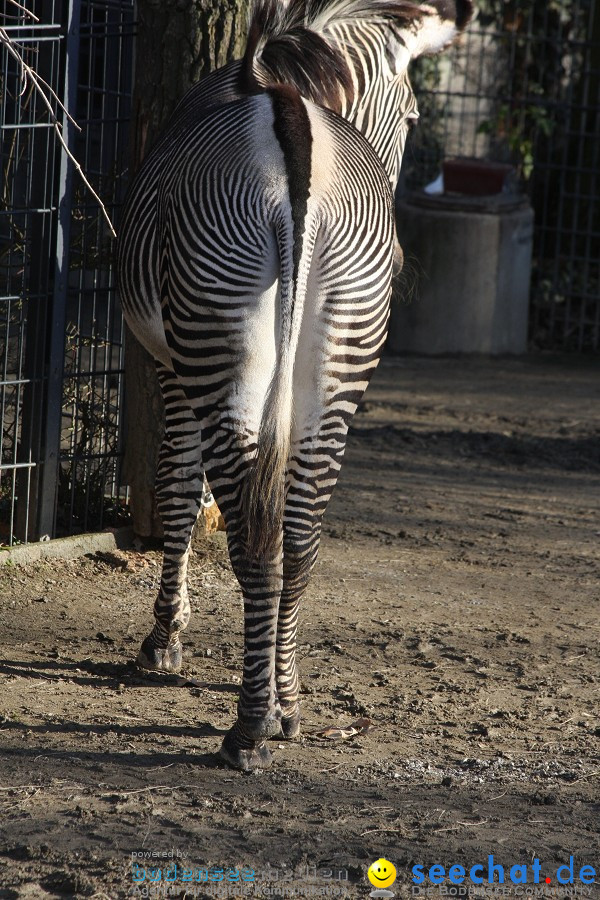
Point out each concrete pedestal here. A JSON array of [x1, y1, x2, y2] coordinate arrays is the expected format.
[[388, 192, 534, 355]]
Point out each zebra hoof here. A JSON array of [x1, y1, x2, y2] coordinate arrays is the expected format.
[[136, 636, 182, 674], [237, 713, 282, 741], [278, 705, 301, 740], [219, 729, 273, 771]]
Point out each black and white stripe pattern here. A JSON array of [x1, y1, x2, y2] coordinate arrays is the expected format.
[[117, 0, 471, 769]]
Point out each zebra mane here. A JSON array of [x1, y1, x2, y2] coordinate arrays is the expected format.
[[240, 0, 427, 114]]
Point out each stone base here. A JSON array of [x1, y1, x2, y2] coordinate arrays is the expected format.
[[389, 192, 534, 355]]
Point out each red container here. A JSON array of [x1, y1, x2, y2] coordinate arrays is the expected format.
[[443, 158, 515, 196]]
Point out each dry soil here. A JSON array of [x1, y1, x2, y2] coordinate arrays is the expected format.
[[0, 355, 599, 899]]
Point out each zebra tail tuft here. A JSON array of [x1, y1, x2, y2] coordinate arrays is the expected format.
[[242, 365, 293, 564]]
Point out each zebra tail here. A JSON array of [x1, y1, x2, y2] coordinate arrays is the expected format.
[[241, 85, 315, 564], [242, 216, 315, 565]]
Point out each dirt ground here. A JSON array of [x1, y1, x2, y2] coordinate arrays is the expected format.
[[0, 354, 599, 900]]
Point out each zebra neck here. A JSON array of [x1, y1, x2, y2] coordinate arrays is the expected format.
[[323, 22, 415, 186]]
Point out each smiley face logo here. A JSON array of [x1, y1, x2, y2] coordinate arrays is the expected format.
[[368, 859, 397, 889]]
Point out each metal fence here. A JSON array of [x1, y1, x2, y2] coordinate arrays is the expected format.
[[1, 0, 599, 547], [403, 0, 600, 351], [0, 0, 133, 545]]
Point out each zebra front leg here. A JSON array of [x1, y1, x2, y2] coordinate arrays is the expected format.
[[219, 534, 284, 770], [137, 368, 203, 674]]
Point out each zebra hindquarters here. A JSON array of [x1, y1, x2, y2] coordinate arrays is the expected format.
[[154, 95, 394, 769]]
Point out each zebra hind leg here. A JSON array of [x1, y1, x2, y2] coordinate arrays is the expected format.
[[137, 367, 203, 674], [275, 520, 322, 740], [216, 529, 284, 770]]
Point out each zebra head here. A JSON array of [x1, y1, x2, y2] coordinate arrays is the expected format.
[[246, 0, 473, 186]]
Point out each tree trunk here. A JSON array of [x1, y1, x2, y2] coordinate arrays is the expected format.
[[123, 0, 249, 538]]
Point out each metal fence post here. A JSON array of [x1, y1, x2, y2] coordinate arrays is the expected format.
[[14, 1, 63, 543], [36, 0, 82, 539]]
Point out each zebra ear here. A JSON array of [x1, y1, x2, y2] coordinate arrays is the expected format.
[[410, 0, 473, 57]]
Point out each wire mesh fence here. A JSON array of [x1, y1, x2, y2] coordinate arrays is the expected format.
[[59, 0, 133, 536], [0, 0, 599, 547], [0, 0, 133, 545], [403, 0, 600, 351]]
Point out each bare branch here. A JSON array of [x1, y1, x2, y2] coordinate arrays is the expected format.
[[5, 0, 39, 22], [0, 27, 80, 129], [53, 124, 117, 238], [0, 13, 117, 238]]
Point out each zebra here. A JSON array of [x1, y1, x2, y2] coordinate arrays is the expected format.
[[117, 0, 472, 770]]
